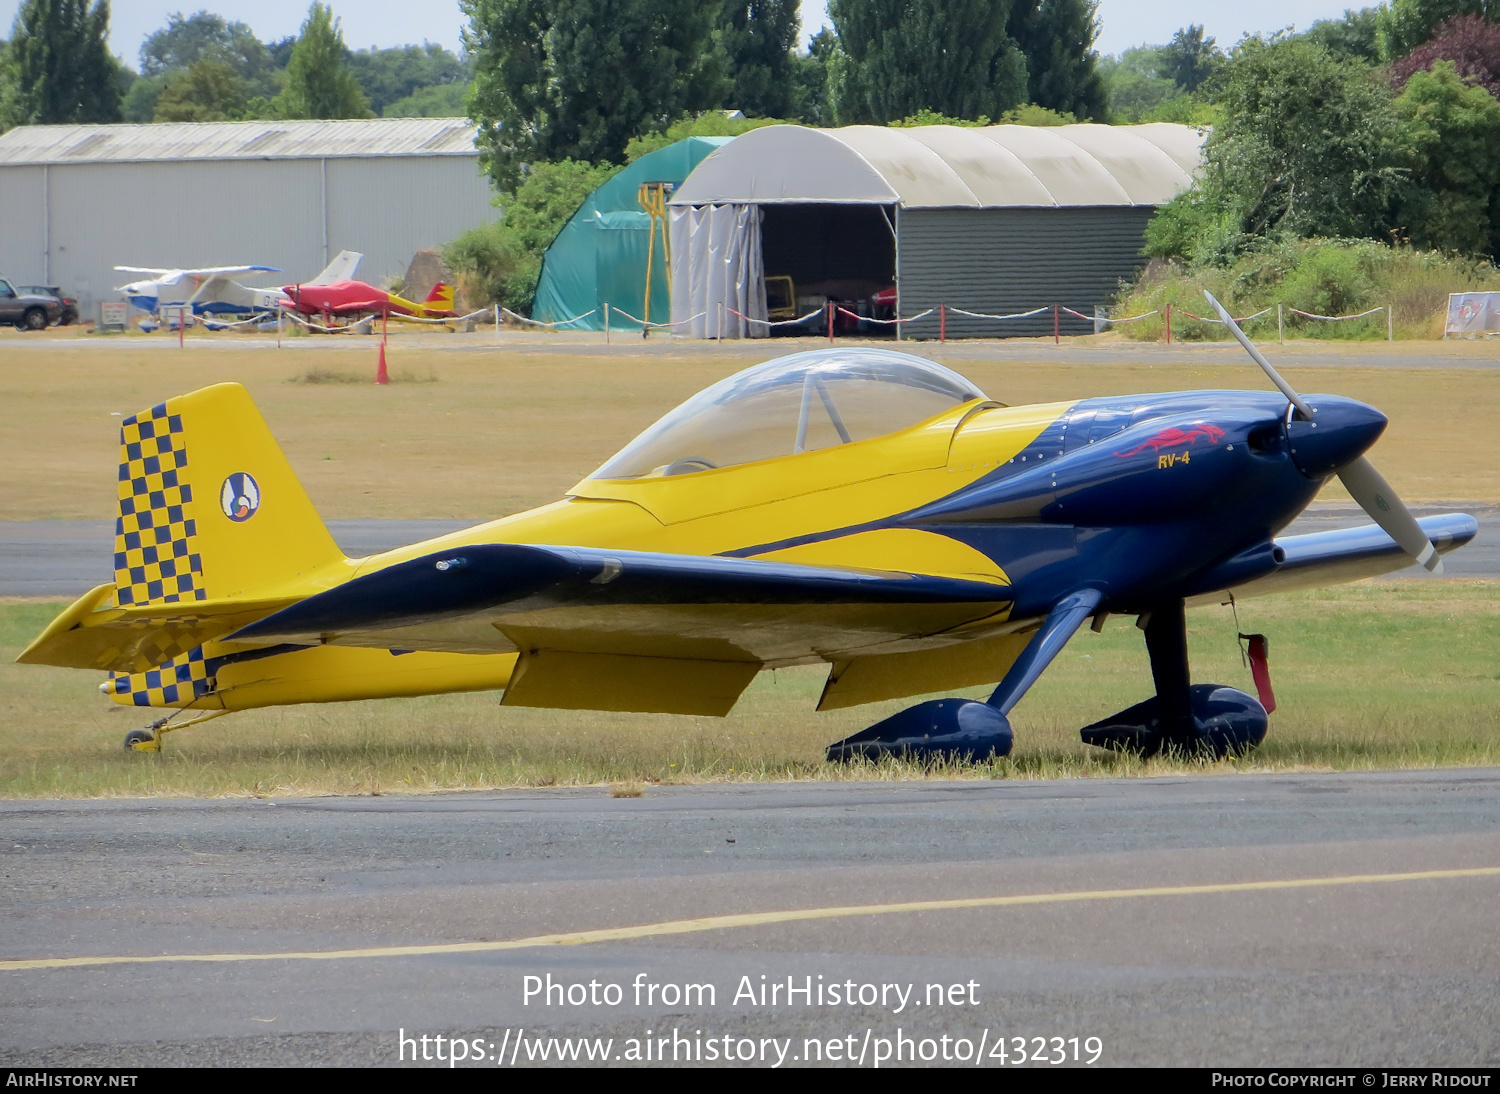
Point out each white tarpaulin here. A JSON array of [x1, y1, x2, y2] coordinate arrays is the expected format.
[[1445, 292, 1500, 336], [670, 204, 766, 338]]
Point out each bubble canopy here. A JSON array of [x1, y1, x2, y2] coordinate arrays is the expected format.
[[590, 348, 988, 480]]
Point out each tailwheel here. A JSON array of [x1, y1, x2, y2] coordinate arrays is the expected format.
[[122, 709, 231, 754], [123, 728, 159, 753]]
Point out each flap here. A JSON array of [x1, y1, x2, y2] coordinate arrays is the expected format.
[[502, 649, 759, 715]]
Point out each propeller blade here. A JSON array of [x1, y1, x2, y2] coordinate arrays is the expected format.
[[1337, 456, 1443, 573], [1203, 290, 1315, 420], [1199, 293, 1440, 573]]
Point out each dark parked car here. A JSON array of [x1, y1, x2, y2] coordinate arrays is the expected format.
[[18, 285, 79, 326], [0, 278, 63, 331]]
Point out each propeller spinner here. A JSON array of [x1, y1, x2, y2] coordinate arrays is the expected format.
[[1203, 290, 1443, 574]]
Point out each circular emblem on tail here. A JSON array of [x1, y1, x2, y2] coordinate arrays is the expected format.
[[220, 472, 260, 522]]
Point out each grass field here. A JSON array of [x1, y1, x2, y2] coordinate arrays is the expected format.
[[2, 335, 1498, 521], [3, 581, 1496, 798]]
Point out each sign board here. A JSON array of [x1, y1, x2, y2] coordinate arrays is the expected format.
[[98, 301, 128, 332], [1445, 292, 1500, 337], [160, 305, 193, 331]]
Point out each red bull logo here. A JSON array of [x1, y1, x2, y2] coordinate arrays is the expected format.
[[1115, 423, 1226, 460]]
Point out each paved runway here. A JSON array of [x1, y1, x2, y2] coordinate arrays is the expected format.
[[2, 770, 1497, 1067], [2, 506, 1492, 598], [0, 519, 473, 597]]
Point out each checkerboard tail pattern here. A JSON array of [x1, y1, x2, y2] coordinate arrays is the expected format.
[[113, 401, 204, 608], [106, 401, 210, 708], [107, 647, 216, 708]]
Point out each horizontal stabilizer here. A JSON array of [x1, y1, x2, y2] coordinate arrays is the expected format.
[[16, 583, 301, 672]]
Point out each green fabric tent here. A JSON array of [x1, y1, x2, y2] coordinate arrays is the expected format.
[[531, 136, 732, 331]]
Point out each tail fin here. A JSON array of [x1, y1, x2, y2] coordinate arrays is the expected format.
[[424, 282, 455, 311], [113, 383, 345, 606], [306, 249, 363, 286]]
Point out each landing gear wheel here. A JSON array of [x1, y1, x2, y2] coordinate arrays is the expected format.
[[123, 728, 157, 752]]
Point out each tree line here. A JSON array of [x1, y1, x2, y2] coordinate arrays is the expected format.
[[7, 0, 1500, 290], [0, 1, 1108, 162], [1135, 3, 1500, 264], [0, 2, 470, 129], [463, 0, 1104, 188]]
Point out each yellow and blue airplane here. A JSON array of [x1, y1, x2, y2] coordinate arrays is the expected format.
[[17, 297, 1477, 759]]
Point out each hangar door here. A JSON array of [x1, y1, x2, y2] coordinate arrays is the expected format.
[[669, 204, 766, 338], [897, 207, 1156, 339]]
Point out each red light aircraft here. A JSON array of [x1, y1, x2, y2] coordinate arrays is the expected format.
[[281, 279, 457, 321]]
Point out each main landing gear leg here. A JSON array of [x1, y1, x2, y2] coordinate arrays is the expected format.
[[1081, 597, 1268, 759], [1143, 598, 1196, 751], [123, 709, 231, 753], [826, 589, 1103, 763]]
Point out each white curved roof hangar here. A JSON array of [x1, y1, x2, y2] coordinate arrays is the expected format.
[[669, 122, 1205, 210]]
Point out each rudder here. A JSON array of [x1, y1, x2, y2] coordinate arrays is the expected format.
[[114, 383, 345, 607]]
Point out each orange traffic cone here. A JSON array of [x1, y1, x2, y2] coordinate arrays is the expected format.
[[376, 311, 390, 384]]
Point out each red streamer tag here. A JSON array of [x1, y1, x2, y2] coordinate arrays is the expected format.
[[1243, 633, 1276, 713]]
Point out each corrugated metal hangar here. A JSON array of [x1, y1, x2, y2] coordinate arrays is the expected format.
[[0, 118, 496, 314], [668, 122, 1205, 338]]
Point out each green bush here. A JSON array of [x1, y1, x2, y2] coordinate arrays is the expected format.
[[1112, 238, 1500, 341], [1274, 243, 1378, 320], [444, 159, 614, 315], [444, 220, 534, 314]]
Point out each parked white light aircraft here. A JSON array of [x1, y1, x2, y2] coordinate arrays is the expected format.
[[188, 250, 365, 317], [114, 264, 282, 315], [114, 251, 363, 317]]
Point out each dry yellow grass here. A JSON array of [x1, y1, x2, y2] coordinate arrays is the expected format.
[[2, 581, 1496, 798], [2, 332, 1497, 521]]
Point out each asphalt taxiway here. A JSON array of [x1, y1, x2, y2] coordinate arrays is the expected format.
[[2, 770, 1497, 1066]]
